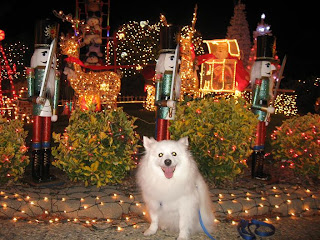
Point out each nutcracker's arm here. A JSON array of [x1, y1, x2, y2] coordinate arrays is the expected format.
[[23, 67, 47, 104], [22, 67, 39, 103], [26, 68, 35, 98], [252, 98, 275, 114], [154, 73, 162, 103], [251, 78, 275, 114], [252, 105, 275, 116]]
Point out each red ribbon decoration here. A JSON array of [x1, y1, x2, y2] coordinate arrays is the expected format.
[[196, 53, 217, 66], [64, 56, 137, 71]]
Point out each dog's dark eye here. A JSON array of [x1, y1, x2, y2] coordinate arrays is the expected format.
[[158, 153, 163, 157], [171, 152, 177, 156]]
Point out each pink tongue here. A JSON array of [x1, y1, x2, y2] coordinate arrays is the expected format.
[[162, 167, 175, 179]]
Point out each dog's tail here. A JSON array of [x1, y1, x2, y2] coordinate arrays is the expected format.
[[197, 176, 215, 233]]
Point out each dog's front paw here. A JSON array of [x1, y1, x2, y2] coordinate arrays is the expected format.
[[160, 225, 167, 231], [177, 237, 188, 240], [144, 227, 157, 236], [177, 232, 189, 240]]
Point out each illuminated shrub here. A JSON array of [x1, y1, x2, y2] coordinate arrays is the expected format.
[[52, 107, 140, 187], [271, 113, 320, 179], [0, 116, 29, 184], [170, 96, 258, 183]]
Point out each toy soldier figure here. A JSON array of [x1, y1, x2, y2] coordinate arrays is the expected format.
[[26, 19, 60, 182], [250, 35, 276, 180], [154, 24, 180, 140]]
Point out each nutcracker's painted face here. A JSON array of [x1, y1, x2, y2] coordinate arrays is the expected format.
[[31, 48, 49, 68], [260, 60, 276, 77], [163, 53, 176, 71]]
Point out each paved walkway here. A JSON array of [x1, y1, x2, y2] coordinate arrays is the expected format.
[[1, 215, 320, 240], [0, 183, 319, 239], [0, 183, 319, 222]]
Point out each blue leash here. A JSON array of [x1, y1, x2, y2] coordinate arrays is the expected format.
[[199, 210, 216, 240], [199, 210, 275, 240], [237, 219, 276, 240]]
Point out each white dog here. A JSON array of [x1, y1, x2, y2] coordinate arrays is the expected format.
[[137, 136, 214, 240]]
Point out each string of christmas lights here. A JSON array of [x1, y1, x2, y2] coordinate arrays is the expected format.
[[0, 40, 30, 121], [0, 184, 318, 231], [115, 20, 160, 78], [242, 90, 298, 116], [144, 88, 298, 116], [0, 43, 18, 102]]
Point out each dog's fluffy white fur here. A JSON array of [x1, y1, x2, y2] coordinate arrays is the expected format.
[[137, 136, 214, 240]]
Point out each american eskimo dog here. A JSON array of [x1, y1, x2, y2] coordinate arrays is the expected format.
[[137, 136, 214, 240]]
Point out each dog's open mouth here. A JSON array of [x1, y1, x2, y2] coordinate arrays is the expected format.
[[161, 166, 176, 179]]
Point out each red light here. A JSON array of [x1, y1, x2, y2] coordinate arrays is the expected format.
[[0, 30, 5, 41]]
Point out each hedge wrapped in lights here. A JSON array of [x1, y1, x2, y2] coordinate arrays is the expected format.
[[169, 96, 258, 183], [271, 113, 320, 179], [52, 107, 140, 187], [0, 116, 29, 184]]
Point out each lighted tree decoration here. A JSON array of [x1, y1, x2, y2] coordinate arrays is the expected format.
[[115, 21, 160, 78], [179, 6, 205, 98], [179, 26, 199, 98], [226, 1, 251, 67]]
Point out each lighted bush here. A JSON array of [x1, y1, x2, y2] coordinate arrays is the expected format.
[[169, 96, 258, 183], [271, 113, 320, 178], [0, 116, 29, 184], [52, 107, 140, 187]]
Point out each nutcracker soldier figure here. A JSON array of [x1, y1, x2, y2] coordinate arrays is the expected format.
[[26, 19, 60, 183], [250, 35, 276, 180], [154, 25, 180, 140]]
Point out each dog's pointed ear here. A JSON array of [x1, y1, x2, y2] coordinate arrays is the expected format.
[[178, 136, 189, 147], [143, 136, 156, 150]]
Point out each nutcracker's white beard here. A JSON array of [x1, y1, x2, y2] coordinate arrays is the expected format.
[[250, 61, 262, 88]]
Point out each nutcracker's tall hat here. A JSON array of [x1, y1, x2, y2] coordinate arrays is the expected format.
[[34, 19, 58, 49], [159, 25, 178, 54], [256, 35, 276, 61]]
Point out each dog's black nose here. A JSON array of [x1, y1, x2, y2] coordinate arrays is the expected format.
[[164, 159, 172, 166]]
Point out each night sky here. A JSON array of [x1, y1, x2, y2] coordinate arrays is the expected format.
[[0, 0, 318, 80]]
